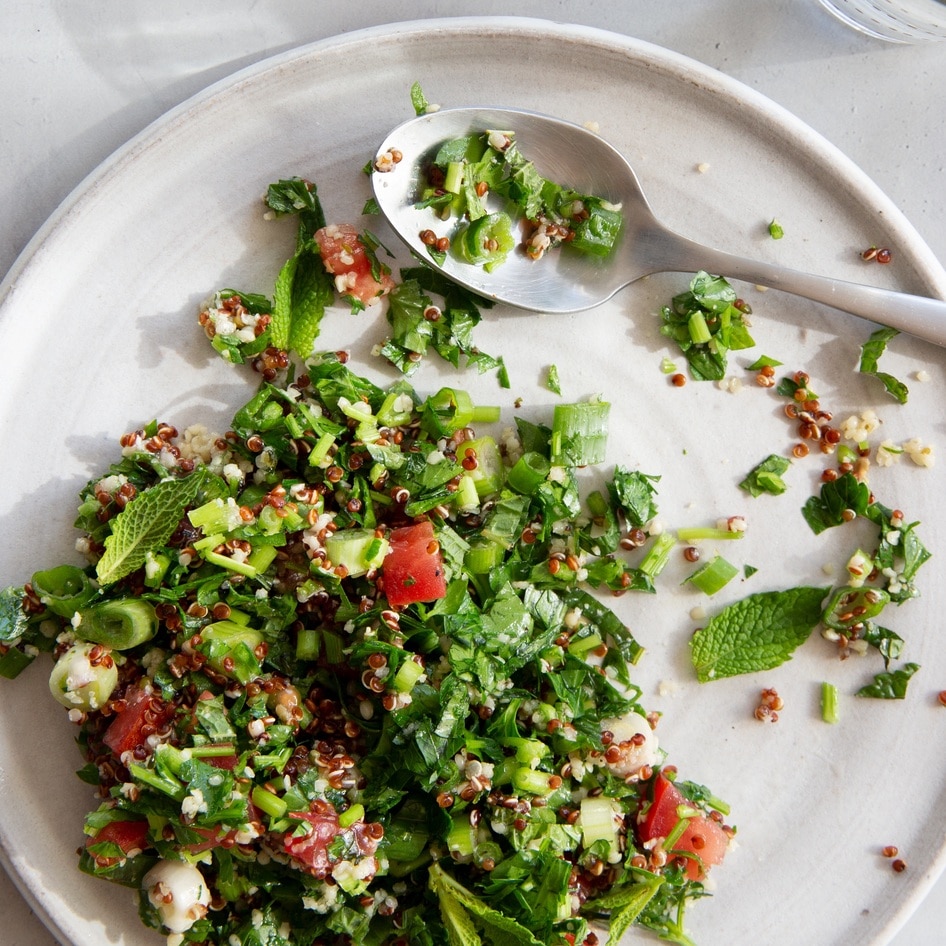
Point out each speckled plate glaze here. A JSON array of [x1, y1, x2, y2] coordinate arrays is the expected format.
[[1, 17, 945, 946]]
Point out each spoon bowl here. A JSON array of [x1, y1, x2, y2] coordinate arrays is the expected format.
[[371, 106, 946, 346]]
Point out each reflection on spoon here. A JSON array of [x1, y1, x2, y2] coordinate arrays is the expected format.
[[371, 106, 946, 347]]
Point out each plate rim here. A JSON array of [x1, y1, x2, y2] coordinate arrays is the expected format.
[[2, 15, 945, 946]]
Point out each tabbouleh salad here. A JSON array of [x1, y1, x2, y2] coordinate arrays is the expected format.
[[0, 90, 933, 946]]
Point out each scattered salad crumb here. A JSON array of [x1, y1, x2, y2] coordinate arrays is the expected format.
[[861, 245, 893, 264], [753, 688, 783, 723]]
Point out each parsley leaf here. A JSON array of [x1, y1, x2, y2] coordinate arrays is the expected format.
[[856, 662, 920, 699], [608, 468, 660, 528], [801, 473, 870, 535], [858, 327, 909, 404], [690, 586, 828, 681], [739, 454, 791, 497]]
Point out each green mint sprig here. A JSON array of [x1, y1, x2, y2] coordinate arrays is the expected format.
[[96, 475, 203, 585], [690, 586, 828, 681]]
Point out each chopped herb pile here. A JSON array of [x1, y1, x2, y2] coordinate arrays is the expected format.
[[659, 272, 755, 381], [0, 177, 734, 946]]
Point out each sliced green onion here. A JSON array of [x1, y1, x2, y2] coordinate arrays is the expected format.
[[30, 565, 97, 618], [676, 526, 744, 542], [821, 681, 840, 724], [338, 803, 365, 828], [295, 628, 321, 661], [567, 631, 604, 657], [308, 432, 336, 466], [464, 538, 505, 575], [76, 599, 158, 650], [663, 815, 692, 850], [639, 532, 676, 578], [687, 310, 712, 345], [685, 555, 739, 596], [550, 400, 610, 467], [392, 657, 425, 693], [507, 451, 550, 495], [579, 796, 619, 853], [251, 785, 288, 820], [446, 813, 475, 858], [511, 766, 556, 796], [443, 160, 464, 195]]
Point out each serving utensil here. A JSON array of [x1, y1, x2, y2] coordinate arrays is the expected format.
[[371, 107, 946, 346]]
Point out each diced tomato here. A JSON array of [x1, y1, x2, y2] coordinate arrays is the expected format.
[[638, 774, 729, 880], [314, 223, 395, 307], [103, 686, 175, 758], [205, 750, 239, 770], [86, 819, 150, 863], [381, 520, 447, 608], [185, 825, 238, 854], [284, 801, 382, 880], [284, 800, 342, 878]]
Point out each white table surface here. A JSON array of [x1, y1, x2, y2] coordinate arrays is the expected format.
[[1, 2, 944, 944]]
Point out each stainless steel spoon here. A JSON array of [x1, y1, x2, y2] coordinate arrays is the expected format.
[[371, 106, 946, 346]]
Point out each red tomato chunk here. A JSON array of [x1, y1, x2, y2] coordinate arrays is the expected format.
[[637, 773, 729, 880], [382, 521, 447, 608], [314, 223, 394, 307], [103, 686, 175, 758], [86, 819, 150, 865]]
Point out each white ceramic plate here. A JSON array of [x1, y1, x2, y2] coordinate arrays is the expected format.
[[1, 17, 944, 946]]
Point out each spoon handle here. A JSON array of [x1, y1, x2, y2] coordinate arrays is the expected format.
[[650, 231, 946, 347]]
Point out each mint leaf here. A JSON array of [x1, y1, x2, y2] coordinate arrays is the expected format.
[[271, 252, 298, 351], [429, 863, 544, 946], [0, 585, 28, 643], [410, 81, 430, 116], [270, 246, 333, 358], [96, 475, 202, 585], [739, 454, 791, 497], [287, 249, 333, 357], [690, 586, 829, 681], [584, 873, 665, 944], [856, 662, 919, 699], [858, 327, 908, 404]]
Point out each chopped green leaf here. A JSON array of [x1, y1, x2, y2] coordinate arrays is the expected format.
[[546, 364, 562, 395], [746, 354, 783, 370], [858, 327, 908, 404], [856, 662, 919, 699], [608, 468, 659, 528], [801, 473, 871, 535], [740, 454, 791, 497]]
